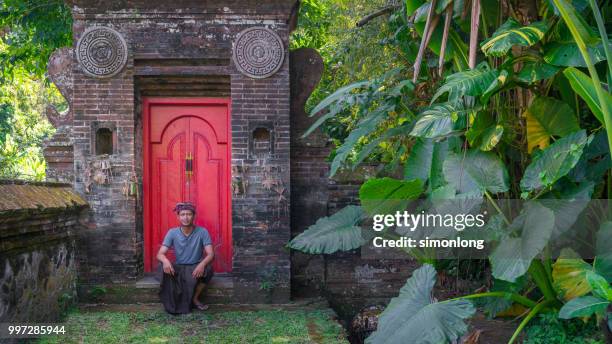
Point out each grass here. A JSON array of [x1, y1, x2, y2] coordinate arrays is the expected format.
[[36, 308, 348, 344]]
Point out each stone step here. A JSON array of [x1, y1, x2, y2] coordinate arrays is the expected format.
[[80, 274, 234, 304]]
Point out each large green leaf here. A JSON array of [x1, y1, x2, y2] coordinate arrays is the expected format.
[[359, 177, 423, 216], [568, 131, 611, 182], [404, 139, 435, 183], [544, 39, 609, 67], [586, 271, 612, 301], [524, 96, 580, 153], [432, 62, 500, 103], [563, 67, 611, 125], [520, 130, 590, 192], [539, 185, 591, 240], [490, 203, 556, 282], [544, 17, 607, 67], [465, 111, 504, 151], [404, 139, 449, 191], [365, 264, 475, 344], [559, 296, 610, 319], [480, 70, 510, 105], [443, 150, 509, 195], [517, 61, 560, 83], [287, 205, 365, 254], [410, 102, 468, 139], [594, 222, 612, 282], [481, 19, 549, 57], [552, 248, 594, 301]]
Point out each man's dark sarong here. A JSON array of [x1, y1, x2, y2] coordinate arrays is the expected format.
[[158, 263, 214, 314]]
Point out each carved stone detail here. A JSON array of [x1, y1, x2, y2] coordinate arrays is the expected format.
[[46, 47, 75, 127], [233, 27, 284, 79], [76, 26, 127, 78]]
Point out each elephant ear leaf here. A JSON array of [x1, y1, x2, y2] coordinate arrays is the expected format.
[[443, 150, 509, 196], [366, 264, 475, 344], [481, 18, 549, 57], [490, 202, 556, 282], [552, 248, 594, 301], [559, 296, 610, 319], [404, 139, 449, 191], [517, 61, 559, 83], [524, 97, 580, 153], [359, 177, 423, 216], [287, 205, 365, 254], [520, 130, 590, 192]]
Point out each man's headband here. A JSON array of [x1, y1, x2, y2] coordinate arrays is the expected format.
[[174, 202, 196, 214]]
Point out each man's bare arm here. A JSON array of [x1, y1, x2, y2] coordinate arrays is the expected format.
[[192, 245, 214, 278], [199, 244, 214, 268], [157, 245, 175, 275]]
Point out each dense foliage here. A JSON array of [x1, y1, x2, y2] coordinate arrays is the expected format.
[[0, 0, 72, 180], [289, 0, 612, 342], [0, 0, 72, 78], [0, 69, 62, 180]]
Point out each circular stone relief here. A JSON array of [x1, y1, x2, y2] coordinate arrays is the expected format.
[[233, 27, 285, 79], [76, 26, 128, 78]]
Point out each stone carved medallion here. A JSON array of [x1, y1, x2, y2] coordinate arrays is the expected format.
[[233, 27, 285, 79], [76, 26, 128, 78]]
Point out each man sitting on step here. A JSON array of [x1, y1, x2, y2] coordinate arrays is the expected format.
[[157, 202, 214, 314]]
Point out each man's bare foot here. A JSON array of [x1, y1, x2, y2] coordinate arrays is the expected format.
[[193, 300, 208, 311]]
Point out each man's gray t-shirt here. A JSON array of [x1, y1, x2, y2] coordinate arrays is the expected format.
[[162, 226, 212, 264]]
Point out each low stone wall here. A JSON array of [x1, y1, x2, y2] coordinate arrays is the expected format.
[[0, 181, 88, 323]]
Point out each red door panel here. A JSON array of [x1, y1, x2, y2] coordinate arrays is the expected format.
[[190, 121, 230, 273], [143, 98, 232, 273]]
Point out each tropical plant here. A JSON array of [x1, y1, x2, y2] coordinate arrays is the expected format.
[[289, 0, 612, 342], [0, 67, 59, 180], [0, 0, 71, 180], [0, 0, 72, 79]]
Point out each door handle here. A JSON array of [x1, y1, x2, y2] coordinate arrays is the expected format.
[[185, 152, 193, 179]]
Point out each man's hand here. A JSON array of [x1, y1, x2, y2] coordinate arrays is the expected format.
[[158, 245, 175, 276], [192, 262, 206, 279], [163, 261, 175, 276]]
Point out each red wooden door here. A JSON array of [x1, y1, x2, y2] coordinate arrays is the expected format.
[[143, 98, 232, 273]]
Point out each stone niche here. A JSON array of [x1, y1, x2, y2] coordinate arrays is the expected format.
[[44, 0, 298, 303]]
